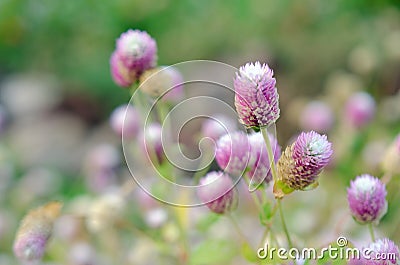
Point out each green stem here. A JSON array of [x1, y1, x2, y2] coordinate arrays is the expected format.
[[261, 127, 278, 182], [243, 176, 263, 212], [227, 214, 255, 252], [368, 223, 376, 242], [277, 199, 294, 250]]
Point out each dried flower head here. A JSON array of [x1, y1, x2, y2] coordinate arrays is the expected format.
[[215, 131, 251, 177], [275, 131, 332, 198], [139, 66, 184, 101], [13, 201, 63, 262], [197, 171, 238, 214], [234, 62, 280, 129], [347, 174, 387, 225], [381, 134, 400, 175], [363, 238, 399, 265]]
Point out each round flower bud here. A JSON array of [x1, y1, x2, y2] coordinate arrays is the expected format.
[[109, 104, 140, 139], [13, 202, 62, 262], [247, 132, 281, 185], [345, 92, 375, 128], [215, 131, 251, 177], [110, 51, 136, 87], [201, 114, 237, 141], [197, 171, 238, 214], [234, 61, 280, 129], [139, 66, 184, 101], [299, 101, 334, 133], [116, 29, 157, 74], [363, 238, 399, 265], [276, 131, 333, 196], [347, 174, 387, 225]]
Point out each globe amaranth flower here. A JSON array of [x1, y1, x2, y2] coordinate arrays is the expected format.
[[247, 132, 281, 186], [215, 131, 251, 177], [347, 174, 387, 225], [363, 238, 399, 265], [197, 171, 238, 214], [140, 122, 164, 165], [14, 202, 62, 262], [110, 51, 137, 87], [345, 91, 375, 128], [139, 66, 184, 101], [234, 61, 280, 129], [110, 29, 157, 87], [201, 114, 237, 141], [275, 131, 333, 198], [299, 101, 334, 133], [109, 104, 140, 139]]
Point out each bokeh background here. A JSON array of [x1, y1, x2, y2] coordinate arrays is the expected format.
[[0, 0, 400, 264]]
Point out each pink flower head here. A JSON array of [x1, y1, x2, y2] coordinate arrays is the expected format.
[[14, 233, 48, 262], [277, 131, 333, 191], [300, 101, 334, 133], [345, 91, 376, 128], [234, 62, 280, 129], [201, 114, 237, 141], [247, 132, 281, 185], [110, 51, 137, 87], [109, 104, 140, 139], [347, 174, 387, 225], [363, 238, 399, 265], [215, 131, 251, 177], [116, 29, 157, 74], [197, 171, 238, 214]]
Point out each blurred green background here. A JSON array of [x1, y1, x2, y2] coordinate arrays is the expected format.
[[1, 0, 399, 116]]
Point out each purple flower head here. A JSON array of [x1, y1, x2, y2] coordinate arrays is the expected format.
[[110, 51, 137, 87], [345, 91, 376, 128], [201, 114, 237, 141], [247, 132, 281, 185], [116, 29, 157, 74], [13, 233, 48, 262], [363, 238, 399, 265], [109, 104, 140, 139], [215, 131, 251, 177], [197, 171, 238, 214], [277, 131, 333, 191], [347, 174, 387, 225], [234, 62, 280, 129], [300, 101, 334, 133]]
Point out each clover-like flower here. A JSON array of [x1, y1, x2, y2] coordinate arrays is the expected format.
[[234, 62, 280, 129], [345, 91, 375, 128], [347, 174, 387, 225], [363, 238, 399, 265], [109, 104, 140, 139], [275, 131, 333, 197], [197, 171, 238, 214]]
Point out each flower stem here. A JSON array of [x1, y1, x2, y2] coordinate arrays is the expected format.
[[261, 127, 278, 182], [243, 176, 263, 212], [277, 199, 294, 249], [368, 223, 376, 242], [227, 213, 255, 251]]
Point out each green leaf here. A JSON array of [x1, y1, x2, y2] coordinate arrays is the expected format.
[[273, 179, 294, 199], [189, 239, 237, 265]]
